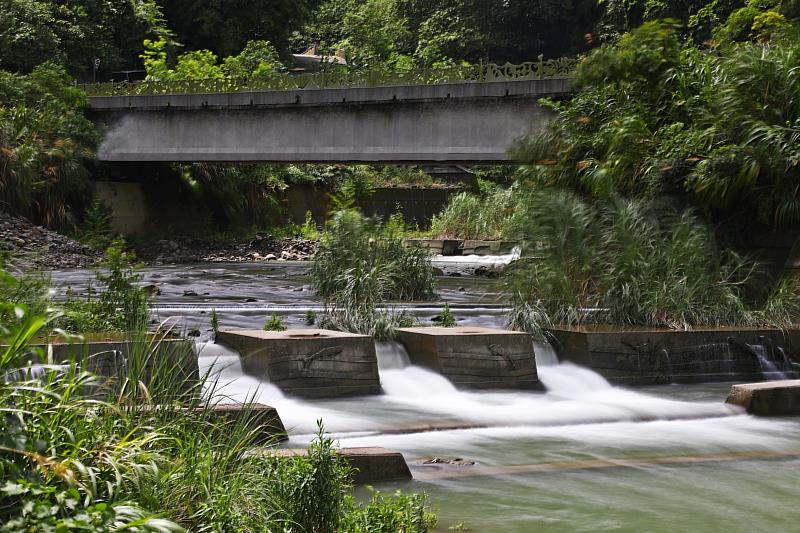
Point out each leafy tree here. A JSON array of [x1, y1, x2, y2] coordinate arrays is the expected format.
[[159, 0, 314, 58], [0, 0, 169, 75], [222, 40, 286, 78], [514, 20, 800, 231], [0, 63, 95, 228]]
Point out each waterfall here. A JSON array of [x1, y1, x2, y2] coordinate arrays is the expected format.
[[533, 341, 559, 366]]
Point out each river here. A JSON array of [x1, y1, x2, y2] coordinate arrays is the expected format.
[[50, 261, 800, 532]]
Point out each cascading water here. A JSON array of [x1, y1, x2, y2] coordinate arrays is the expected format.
[[749, 343, 790, 380]]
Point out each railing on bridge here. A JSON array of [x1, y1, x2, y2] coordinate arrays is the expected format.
[[81, 57, 578, 97]]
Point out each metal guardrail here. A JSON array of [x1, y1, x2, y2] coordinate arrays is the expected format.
[[81, 57, 579, 97]]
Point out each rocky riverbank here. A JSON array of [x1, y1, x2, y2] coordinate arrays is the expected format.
[[0, 213, 101, 269], [131, 234, 316, 264], [1, 213, 316, 268]]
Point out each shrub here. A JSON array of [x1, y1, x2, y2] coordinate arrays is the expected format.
[[79, 198, 115, 250], [313, 210, 435, 301]]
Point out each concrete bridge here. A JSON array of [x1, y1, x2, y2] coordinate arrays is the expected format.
[[88, 78, 570, 164]]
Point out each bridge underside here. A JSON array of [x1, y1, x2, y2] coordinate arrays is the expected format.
[[93, 99, 552, 164]]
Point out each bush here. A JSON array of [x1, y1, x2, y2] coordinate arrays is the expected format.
[[313, 211, 435, 301]]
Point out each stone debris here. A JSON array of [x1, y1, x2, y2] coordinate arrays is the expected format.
[[133, 235, 316, 264], [420, 457, 476, 466], [0, 212, 101, 269]]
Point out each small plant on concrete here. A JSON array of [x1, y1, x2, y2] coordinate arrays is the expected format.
[[263, 314, 287, 331], [211, 308, 220, 336], [433, 303, 457, 327], [305, 309, 317, 326]]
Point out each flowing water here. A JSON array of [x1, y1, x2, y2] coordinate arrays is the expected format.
[[51, 262, 800, 531]]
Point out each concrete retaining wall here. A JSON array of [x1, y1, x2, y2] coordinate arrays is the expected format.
[[549, 326, 797, 385]]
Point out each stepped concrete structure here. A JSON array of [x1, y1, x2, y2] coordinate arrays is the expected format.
[[726, 380, 800, 416], [216, 329, 381, 398], [88, 79, 569, 163], [396, 326, 540, 389]]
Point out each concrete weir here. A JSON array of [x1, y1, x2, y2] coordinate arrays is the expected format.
[[726, 380, 800, 416], [395, 326, 540, 389], [549, 326, 797, 385], [216, 329, 381, 398], [270, 447, 412, 484]]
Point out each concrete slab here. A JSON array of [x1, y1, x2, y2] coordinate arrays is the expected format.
[[726, 380, 800, 416], [549, 326, 797, 385], [216, 329, 381, 398], [270, 447, 412, 484], [396, 326, 540, 389]]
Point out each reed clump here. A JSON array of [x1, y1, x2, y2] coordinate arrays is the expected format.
[[429, 183, 516, 241], [313, 210, 434, 339], [506, 190, 757, 337]]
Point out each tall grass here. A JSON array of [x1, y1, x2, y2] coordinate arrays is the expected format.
[[0, 269, 436, 531], [429, 184, 516, 240], [313, 211, 433, 339], [506, 190, 756, 336]]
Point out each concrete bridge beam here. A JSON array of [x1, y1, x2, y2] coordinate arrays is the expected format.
[[88, 79, 570, 164]]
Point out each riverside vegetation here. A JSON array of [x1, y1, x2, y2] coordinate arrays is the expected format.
[[0, 258, 437, 531], [312, 211, 434, 340]]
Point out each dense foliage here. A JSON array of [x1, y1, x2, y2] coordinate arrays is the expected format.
[[0, 63, 96, 228], [514, 19, 800, 230], [0, 269, 436, 531], [429, 182, 516, 240], [506, 190, 754, 336]]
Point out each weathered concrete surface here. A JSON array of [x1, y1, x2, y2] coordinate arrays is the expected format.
[[726, 380, 800, 416], [396, 326, 540, 389], [549, 326, 796, 385], [203, 403, 287, 443], [270, 447, 412, 484], [93, 181, 149, 234], [216, 329, 381, 398], [89, 79, 568, 163]]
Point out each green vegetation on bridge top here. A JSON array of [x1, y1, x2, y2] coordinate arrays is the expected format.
[[81, 58, 579, 97]]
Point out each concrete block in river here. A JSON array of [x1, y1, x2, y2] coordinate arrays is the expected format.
[[395, 326, 540, 389], [216, 329, 381, 398], [202, 403, 287, 443], [269, 447, 412, 484], [549, 326, 797, 385], [726, 380, 800, 416]]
